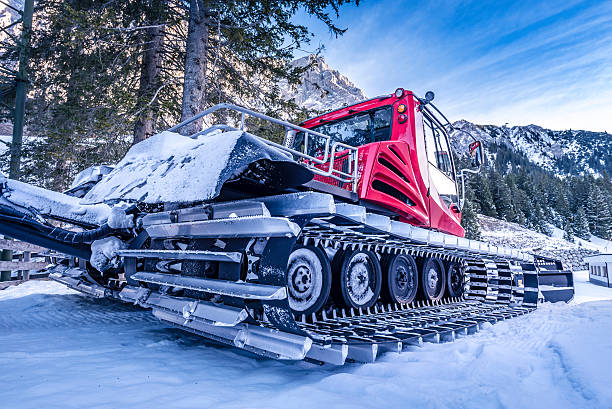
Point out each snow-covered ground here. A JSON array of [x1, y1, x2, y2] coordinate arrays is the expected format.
[[1, 273, 611, 409], [0, 134, 10, 156]]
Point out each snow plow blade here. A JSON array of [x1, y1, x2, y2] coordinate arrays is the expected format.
[[538, 270, 574, 303], [81, 130, 314, 205], [521, 257, 575, 304], [536, 256, 574, 303]]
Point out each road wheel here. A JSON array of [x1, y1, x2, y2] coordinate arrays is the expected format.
[[418, 257, 446, 301], [446, 261, 464, 298], [381, 254, 419, 304], [333, 249, 382, 309], [286, 245, 332, 315]]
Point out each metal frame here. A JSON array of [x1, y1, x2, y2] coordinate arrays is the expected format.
[[167, 103, 360, 192], [416, 96, 485, 211]]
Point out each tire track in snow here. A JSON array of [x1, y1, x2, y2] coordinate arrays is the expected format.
[[548, 341, 599, 405], [0, 293, 157, 331]]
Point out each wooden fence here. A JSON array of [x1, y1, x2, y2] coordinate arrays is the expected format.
[[0, 238, 52, 282]]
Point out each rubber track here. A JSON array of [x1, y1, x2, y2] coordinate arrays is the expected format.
[[252, 215, 536, 359]]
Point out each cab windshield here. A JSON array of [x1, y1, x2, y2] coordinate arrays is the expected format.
[[293, 106, 393, 156]]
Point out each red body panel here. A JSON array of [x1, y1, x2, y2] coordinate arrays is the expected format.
[[301, 91, 465, 238]]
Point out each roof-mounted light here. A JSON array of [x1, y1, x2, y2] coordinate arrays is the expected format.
[[394, 88, 405, 98]]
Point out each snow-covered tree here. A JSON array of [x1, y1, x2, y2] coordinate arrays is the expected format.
[[460, 179, 481, 240], [573, 206, 591, 240], [489, 169, 514, 221]]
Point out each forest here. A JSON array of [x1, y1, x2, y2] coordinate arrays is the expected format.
[[1, 0, 356, 188], [459, 141, 612, 241]]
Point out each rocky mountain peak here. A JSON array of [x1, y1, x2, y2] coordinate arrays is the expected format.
[[280, 55, 366, 112]]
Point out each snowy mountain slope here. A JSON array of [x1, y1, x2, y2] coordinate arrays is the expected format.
[[280, 55, 367, 111], [1, 278, 611, 409], [480, 214, 578, 251], [451, 120, 612, 178]]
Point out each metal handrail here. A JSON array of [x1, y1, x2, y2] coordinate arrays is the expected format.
[[168, 103, 360, 192]]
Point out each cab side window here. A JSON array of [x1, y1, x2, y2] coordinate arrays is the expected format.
[[424, 117, 454, 179]]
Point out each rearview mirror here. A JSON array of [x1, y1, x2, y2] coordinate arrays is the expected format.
[[468, 140, 484, 168]]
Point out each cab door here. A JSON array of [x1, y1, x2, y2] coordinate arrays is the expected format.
[[422, 115, 464, 236]]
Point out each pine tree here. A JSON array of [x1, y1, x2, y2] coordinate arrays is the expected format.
[[461, 198, 481, 240], [563, 219, 574, 242], [489, 169, 514, 221], [460, 179, 481, 240], [470, 171, 497, 217], [599, 203, 612, 240], [178, 0, 359, 135], [573, 206, 591, 240], [527, 199, 548, 233], [587, 185, 608, 236], [551, 183, 570, 228], [21, 0, 144, 189], [10, 0, 358, 189]]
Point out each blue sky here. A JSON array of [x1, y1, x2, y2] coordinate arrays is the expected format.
[[296, 0, 612, 132]]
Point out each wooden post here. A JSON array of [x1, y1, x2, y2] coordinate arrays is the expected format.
[[0, 239, 48, 280], [1, 236, 12, 282], [23, 251, 31, 281], [17, 253, 24, 280]]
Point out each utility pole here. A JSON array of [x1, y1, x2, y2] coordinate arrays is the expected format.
[[9, 0, 34, 180], [1, 0, 34, 282]]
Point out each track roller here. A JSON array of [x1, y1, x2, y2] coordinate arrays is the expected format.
[[418, 257, 446, 302], [286, 245, 332, 315], [333, 249, 382, 309], [445, 261, 464, 298], [381, 254, 418, 304]]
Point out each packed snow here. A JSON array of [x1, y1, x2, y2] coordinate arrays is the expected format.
[[106, 205, 134, 229], [90, 237, 125, 272], [0, 134, 10, 156], [1, 271, 611, 409], [479, 215, 612, 253], [82, 130, 242, 204]]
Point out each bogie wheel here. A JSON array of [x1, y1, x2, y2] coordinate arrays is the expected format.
[[333, 249, 382, 309], [418, 257, 446, 301], [381, 254, 419, 304], [446, 261, 464, 298], [286, 245, 332, 315]]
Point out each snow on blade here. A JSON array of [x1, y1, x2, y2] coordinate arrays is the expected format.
[[0, 173, 111, 226], [82, 130, 242, 204]]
